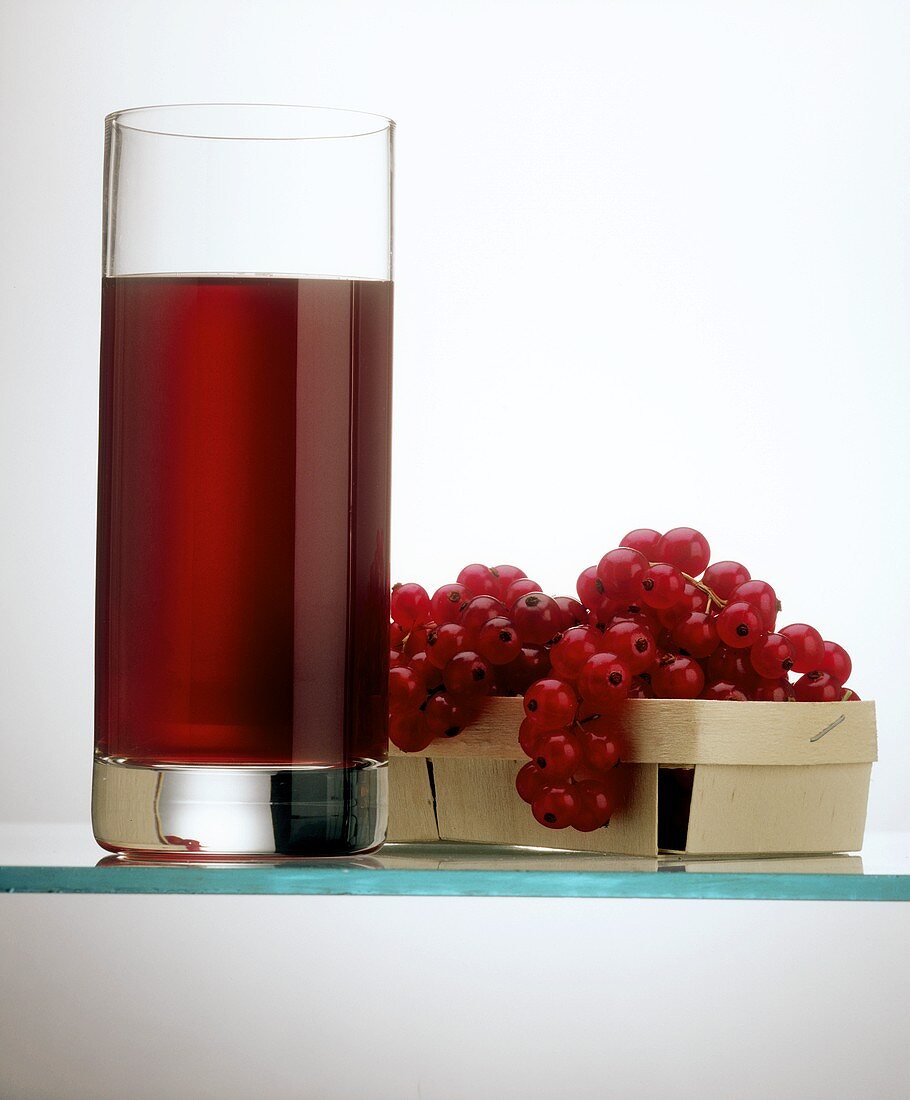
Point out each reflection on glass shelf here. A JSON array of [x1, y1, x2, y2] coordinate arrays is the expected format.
[[1, 824, 908, 900]]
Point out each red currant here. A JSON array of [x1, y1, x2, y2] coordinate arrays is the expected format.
[[456, 563, 500, 598], [475, 616, 522, 665], [554, 595, 587, 629], [549, 625, 601, 681], [730, 580, 778, 632], [390, 711, 435, 751], [656, 527, 710, 576], [515, 762, 547, 804], [639, 563, 685, 610], [597, 547, 650, 597], [408, 651, 443, 693], [842, 687, 861, 701], [519, 716, 547, 758], [423, 692, 476, 737], [671, 612, 719, 659], [511, 592, 563, 645], [533, 729, 583, 782], [707, 645, 753, 683], [490, 564, 526, 600], [495, 645, 551, 695], [820, 641, 852, 684], [793, 670, 842, 702], [404, 623, 436, 657], [602, 618, 657, 675], [523, 678, 579, 730], [652, 655, 705, 699], [570, 779, 613, 831], [577, 718, 621, 771], [750, 633, 795, 679], [531, 786, 579, 829], [504, 577, 543, 604], [460, 594, 508, 632], [443, 651, 494, 698], [779, 623, 825, 673], [577, 652, 632, 709], [430, 583, 468, 625], [716, 600, 763, 649], [702, 561, 751, 601], [389, 648, 408, 669], [426, 623, 468, 669], [390, 621, 407, 649], [389, 665, 420, 711], [619, 528, 662, 559], [390, 582, 432, 631], [754, 678, 795, 701], [628, 676, 655, 699], [576, 566, 604, 610]]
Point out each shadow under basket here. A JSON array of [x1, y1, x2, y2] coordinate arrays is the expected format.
[[387, 698, 877, 857]]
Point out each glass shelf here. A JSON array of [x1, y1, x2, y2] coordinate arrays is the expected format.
[[1, 824, 908, 900]]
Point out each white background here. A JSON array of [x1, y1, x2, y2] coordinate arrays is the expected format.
[[1, 5, 909, 1098]]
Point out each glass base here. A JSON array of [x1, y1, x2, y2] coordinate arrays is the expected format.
[[92, 757, 387, 859]]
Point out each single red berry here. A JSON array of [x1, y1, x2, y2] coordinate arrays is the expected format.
[[577, 718, 621, 771], [702, 561, 751, 601], [533, 729, 583, 782], [597, 547, 650, 597], [656, 528, 711, 576], [423, 692, 476, 737], [426, 623, 468, 669], [658, 582, 708, 629], [842, 687, 861, 701], [754, 678, 795, 701], [475, 616, 522, 665], [495, 645, 551, 695], [671, 612, 719, 659], [389, 648, 409, 669], [512, 592, 563, 645], [577, 652, 632, 709], [628, 676, 655, 699], [652, 655, 705, 699], [603, 618, 657, 674], [430, 583, 468, 625], [750, 633, 795, 679], [639, 563, 685, 610], [730, 580, 778, 632], [716, 601, 763, 649], [793, 670, 842, 702], [390, 582, 432, 632], [576, 566, 604, 610], [390, 621, 407, 648], [456, 563, 500, 598], [707, 645, 753, 683], [820, 641, 852, 684], [523, 678, 579, 730], [515, 762, 547, 804], [389, 665, 421, 711], [779, 623, 825, 673], [619, 528, 662, 559], [519, 716, 547, 758], [490, 564, 527, 601], [570, 779, 613, 831], [408, 651, 443, 693], [390, 711, 435, 752], [443, 651, 494, 698], [531, 786, 579, 829], [554, 595, 587, 629], [504, 577, 543, 604], [700, 680, 749, 701], [549, 625, 602, 681], [587, 594, 625, 631], [461, 594, 508, 632], [404, 623, 436, 657]]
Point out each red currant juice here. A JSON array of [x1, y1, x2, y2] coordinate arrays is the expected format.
[[95, 277, 392, 768]]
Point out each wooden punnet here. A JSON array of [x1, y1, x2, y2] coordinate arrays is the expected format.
[[387, 698, 877, 857]]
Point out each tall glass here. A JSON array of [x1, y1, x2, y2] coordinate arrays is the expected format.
[[92, 105, 394, 857]]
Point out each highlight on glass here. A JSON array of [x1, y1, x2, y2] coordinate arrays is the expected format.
[[93, 104, 394, 857]]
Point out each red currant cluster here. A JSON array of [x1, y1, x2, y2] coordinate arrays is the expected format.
[[389, 527, 858, 834]]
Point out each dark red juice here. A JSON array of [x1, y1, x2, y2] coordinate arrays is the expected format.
[[95, 277, 392, 767]]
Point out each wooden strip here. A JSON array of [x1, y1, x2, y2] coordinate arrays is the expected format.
[[389, 698, 877, 765], [683, 763, 872, 855], [386, 756, 438, 843]]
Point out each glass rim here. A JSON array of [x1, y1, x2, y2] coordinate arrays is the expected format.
[[106, 102, 394, 142]]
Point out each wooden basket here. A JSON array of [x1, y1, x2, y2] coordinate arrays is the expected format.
[[388, 698, 877, 856]]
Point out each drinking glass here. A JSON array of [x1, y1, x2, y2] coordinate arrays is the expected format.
[[92, 104, 394, 857]]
